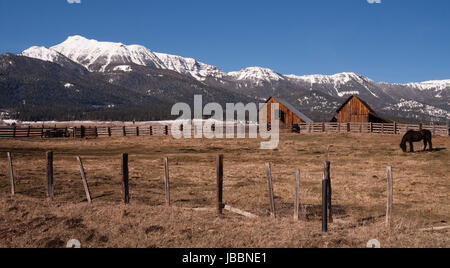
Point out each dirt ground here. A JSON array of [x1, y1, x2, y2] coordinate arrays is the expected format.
[[0, 133, 448, 248]]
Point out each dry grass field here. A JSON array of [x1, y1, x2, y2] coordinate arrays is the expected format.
[[0, 133, 448, 248]]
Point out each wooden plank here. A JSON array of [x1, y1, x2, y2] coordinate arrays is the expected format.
[[7, 152, 15, 196], [46, 152, 54, 201], [164, 157, 170, 206], [386, 166, 393, 228], [265, 163, 276, 218], [294, 170, 300, 221], [224, 205, 258, 218], [122, 153, 130, 204], [216, 155, 224, 215], [76, 157, 92, 204], [420, 226, 450, 232]]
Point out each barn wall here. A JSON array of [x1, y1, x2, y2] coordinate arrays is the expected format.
[[336, 97, 370, 123], [259, 98, 306, 127]]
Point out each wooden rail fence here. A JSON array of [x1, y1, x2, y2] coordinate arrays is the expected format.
[[0, 122, 448, 138]]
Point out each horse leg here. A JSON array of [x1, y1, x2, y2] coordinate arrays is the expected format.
[[423, 139, 428, 151], [409, 142, 414, 152], [428, 137, 433, 151]]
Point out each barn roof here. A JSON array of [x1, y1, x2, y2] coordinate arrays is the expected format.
[[265, 97, 314, 123], [334, 95, 392, 123]]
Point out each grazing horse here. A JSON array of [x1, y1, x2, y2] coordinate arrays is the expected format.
[[400, 130, 433, 153]]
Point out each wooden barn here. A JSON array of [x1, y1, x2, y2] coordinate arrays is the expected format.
[[331, 95, 391, 123], [259, 97, 313, 128]]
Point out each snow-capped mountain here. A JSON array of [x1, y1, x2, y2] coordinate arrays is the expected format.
[[13, 35, 450, 123], [25, 35, 227, 80], [50, 35, 166, 72], [229, 67, 285, 84]]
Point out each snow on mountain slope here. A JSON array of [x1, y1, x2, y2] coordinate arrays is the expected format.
[[22, 46, 66, 63], [403, 80, 450, 91], [286, 72, 381, 98], [384, 99, 450, 119], [31, 35, 226, 79], [21, 46, 88, 72], [286, 72, 372, 85], [154, 52, 226, 81], [228, 67, 285, 85], [50, 35, 165, 72]]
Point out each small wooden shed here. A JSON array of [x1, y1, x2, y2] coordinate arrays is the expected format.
[[259, 97, 313, 127], [331, 95, 391, 123]]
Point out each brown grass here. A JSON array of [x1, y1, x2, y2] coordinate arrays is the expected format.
[[0, 133, 448, 248]]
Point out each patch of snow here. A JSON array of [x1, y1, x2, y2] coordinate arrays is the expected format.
[[337, 91, 360, 97], [113, 65, 133, 72], [64, 83, 74, 88]]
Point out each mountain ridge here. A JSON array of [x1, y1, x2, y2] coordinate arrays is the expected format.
[[2, 35, 448, 123]]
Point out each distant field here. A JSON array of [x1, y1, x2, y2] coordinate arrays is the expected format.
[[0, 133, 448, 248]]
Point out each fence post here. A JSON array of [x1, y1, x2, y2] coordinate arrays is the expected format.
[[386, 166, 393, 228], [136, 127, 140, 137], [322, 171, 328, 232], [165, 125, 169, 136], [294, 170, 300, 221], [7, 152, 15, 196], [150, 126, 153, 136], [76, 157, 92, 204], [322, 123, 325, 133], [164, 157, 170, 207], [324, 161, 332, 223], [27, 126, 31, 137], [216, 155, 224, 215], [122, 153, 130, 204], [46, 152, 54, 201], [123, 126, 126, 137], [370, 122, 373, 133], [394, 122, 397, 135], [13, 126, 16, 138], [108, 127, 112, 137], [265, 163, 276, 218], [347, 123, 350, 133]]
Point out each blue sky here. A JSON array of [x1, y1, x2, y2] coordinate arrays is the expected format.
[[0, 0, 449, 83]]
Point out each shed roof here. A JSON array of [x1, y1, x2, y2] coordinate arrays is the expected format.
[[265, 97, 314, 123]]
